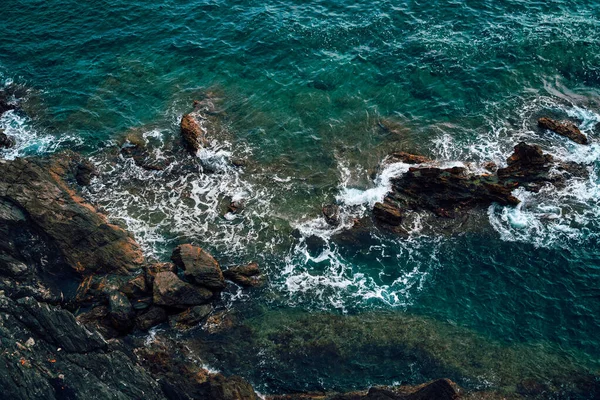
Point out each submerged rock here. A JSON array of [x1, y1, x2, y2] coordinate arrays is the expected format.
[[168, 304, 212, 330], [538, 117, 588, 144], [268, 379, 459, 400], [223, 262, 263, 287], [171, 244, 225, 291], [153, 271, 214, 308]]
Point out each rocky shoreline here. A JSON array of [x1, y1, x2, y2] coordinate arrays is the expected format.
[[1, 95, 598, 399]]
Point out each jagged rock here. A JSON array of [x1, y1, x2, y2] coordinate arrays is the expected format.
[[153, 271, 213, 308], [108, 291, 135, 332], [171, 244, 225, 290], [322, 204, 341, 226], [168, 304, 212, 330], [120, 274, 149, 299], [180, 113, 207, 154], [0, 130, 15, 149], [74, 158, 97, 186], [120, 132, 167, 171], [386, 166, 519, 218], [373, 201, 403, 226], [0, 294, 165, 400], [387, 151, 430, 165], [145, 262, 177, 285], [136, 306, 168, 331], [198, 373, 260, 400], [497, 142, 554, 191], [0, 156, 144, 275], [223, 262, 263, 287], [538, 117, 588, 144], [0, 99, 15, 115]]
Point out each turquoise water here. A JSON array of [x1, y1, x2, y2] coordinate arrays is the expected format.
[[2, 0, 600, 395]]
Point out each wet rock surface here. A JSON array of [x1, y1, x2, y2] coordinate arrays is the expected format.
[[223, 262, 263, 287], [538, 117, 588, 144], [373, 142, 587, 229], [0, 154, 144, 275], [171, 244, 226, 291], [153, 271, 214, 307], [0, 130, 15, 149], [180, 113, 207, 154]]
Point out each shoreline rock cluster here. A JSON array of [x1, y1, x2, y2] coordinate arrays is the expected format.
[[1, 88, 596, 400], [372, 117, 591, 232]]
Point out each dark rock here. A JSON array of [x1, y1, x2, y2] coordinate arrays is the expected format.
[[538, 117, 588, 144], [386, 166, 519, 218], [223, 262, 263, 287], [400, 379, 458, 400], [135, 306, 168, 331], [308, 80, 336, 91], [483, 161, 497, 172], [0, 130, 15, 149], [171, 244, 225, 290], [304, 234, 327, 257], [108, 291, 135, 333], [168, 304, 212, 330], [180, 113, 207, 154], [387, 152, 430, 165], [0, 294, 165, 400], [322, 204, 341, 226], [145, 262, 177, 285], [153, 271, 213, 308], [497, 142, 554, 190], [516, 378, 549, 397], [198, 373, 260, 400], [74, 159, 97, 186], [120, 274, 150, 299], [373, 201, 403, 226], [0, 98, 16, 115], [0, 156, 144, 275], [120, 133, 167, 171]]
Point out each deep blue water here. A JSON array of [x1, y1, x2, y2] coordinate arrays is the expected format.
[[2, 0, 600, 395]]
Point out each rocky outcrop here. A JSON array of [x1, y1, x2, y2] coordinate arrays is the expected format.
[[322, 204, 341, 226], [538, 117, 588, 144], [223, 262, 263, 287], [180, 113, 207, 154], [171, 244, 226, 290], [373, 142, 587, 229], [153, 271, 214, 308], [268, 379, 459, 400], [383, 165, 519, 220], [0, 130, 15, 149], [0, 294, 165, 400], [0, 155, 143, 275], [120, 131, 167, 171], [386, 151, 430, 165]]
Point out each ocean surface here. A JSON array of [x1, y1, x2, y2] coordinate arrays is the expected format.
[[2, 0, 600, 396]]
